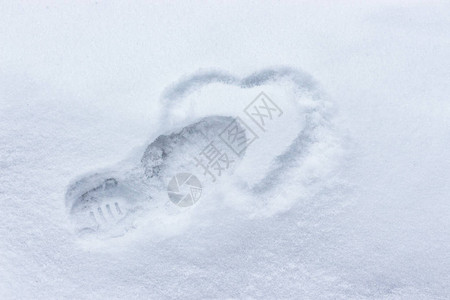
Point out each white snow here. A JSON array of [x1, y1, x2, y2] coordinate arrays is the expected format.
[[1, 1, 450, 299]]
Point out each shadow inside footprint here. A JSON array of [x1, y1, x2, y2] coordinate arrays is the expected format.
[[65, 115, 247, 237]]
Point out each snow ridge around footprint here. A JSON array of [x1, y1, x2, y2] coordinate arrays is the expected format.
[[65, 67, 341, 238]]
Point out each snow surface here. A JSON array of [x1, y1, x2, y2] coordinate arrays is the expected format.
[[1, 1, 450, 299]]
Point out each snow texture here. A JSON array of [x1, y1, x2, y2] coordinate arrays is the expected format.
[[1, 1, 450, 299]]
